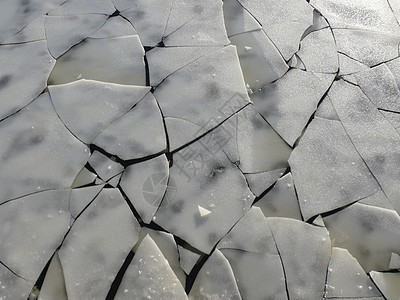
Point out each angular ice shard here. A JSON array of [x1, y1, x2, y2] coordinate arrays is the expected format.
[[289, 117, 380, 220], [93, 93, 167, 160], [115, 235, 188, 300], [255, 173, 302, 220], [45, 14, 107, 58], [154, 136, 254, 254], [268, 217, 331, 300], [178, 246, 201, 275], [38, 252, 68, 300], [0, 92, 89, 204], [0, 263, 32, 300], [59, 188, 140, 300], [358, 190, 395, 211], [325, 247, 382, 298], [120, 155, 169, 223], [314, 95, 340, 122], [0, 190, 71, 282], [370, 271, 400, 300], [48, 35, 146, 85], [324, 203, 400, 272], [0, 41, 55, 120], [133, 227, 186, 287], [189, 249, 241, 300], [71, 167, 97, 188], [251, 69, 334, 146], [48, 80, 150, 144], [88, 151, 124, 182]]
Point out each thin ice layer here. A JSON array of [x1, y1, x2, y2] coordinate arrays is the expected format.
[[59, 188, 140, 300], [0, 263, 32, 300], [48, 35, 146, 85]]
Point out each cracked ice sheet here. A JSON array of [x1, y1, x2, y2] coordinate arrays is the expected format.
[[49, 79, 149, 144], [153, 45, 251, 150], [289, 116, 380, 220], [0, 263, 32, 300], [329, 80, 400, 215], [250, 69, 335, 146], [323, 202, 400, 272], [59, 188, 140, 300], [88, 151, 124, 182], [93, 92, 167, 160], [0, 92, 89, 204], [0, 189, 71, 282], [355, 64, 400, 112], [162, 0, 230, 47], [0, 0, 65, 43], [268, 217, 331, 300], [154, 135, 254, 254], [115, 235, 188, 300], [0, 41, 55, 121], [48, 35, 146, 85], [45, 14, 108, 58], [1, 16, 46, 44], [297, 27, 338, 74], [370, 271, 400, 300], [47, 0, 115, 15], [120, 154, 169, 223], [238, 0, 314, 60]]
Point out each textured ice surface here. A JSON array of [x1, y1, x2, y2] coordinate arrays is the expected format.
[[2, 0, 400, 299]]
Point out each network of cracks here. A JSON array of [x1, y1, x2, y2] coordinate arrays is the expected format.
[[0, 0, 400, 299]]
